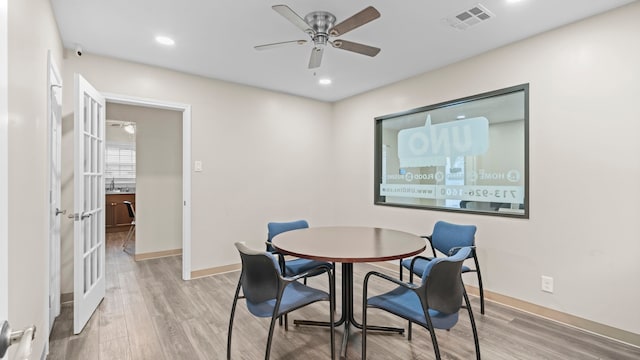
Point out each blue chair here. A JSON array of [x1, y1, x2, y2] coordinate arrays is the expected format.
[[266, 220, 332, 279], [400, 221, 485, 314], [227, 242, 335, 360], [363, 247, 480, 360], [266, 220, 335, 327]]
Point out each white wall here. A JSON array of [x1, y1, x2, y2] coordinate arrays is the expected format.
[[332, 2, 640, 335], [6, 0, 63, 357], [107, 103, 183, 255], [60, 52, 334, 291]]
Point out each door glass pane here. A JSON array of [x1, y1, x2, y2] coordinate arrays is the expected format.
[[84, 176, 90, 212], [96, 106, 102, 139], [92, 100, 99, 137], [83, 94, 90, 132], [94, 176, 100, 212], [84, 256, 91, 294], [91, 138, 96, 173], [90, 99, 96, 136], [84, 213, 90, 254], [94, 214, 98, 248], [84, 135, 90, 172], [97, 139, 103, 173], [96, 244, 102, 279], [91, 251, 97, 284]]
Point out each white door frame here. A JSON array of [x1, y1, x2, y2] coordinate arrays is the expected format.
[[103, 93, 192, 280], [0, 0, 9, 335], [47, 52, 62, 332]]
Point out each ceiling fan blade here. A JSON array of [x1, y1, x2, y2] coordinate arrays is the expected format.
[[329, 6, 380, 37], [255, 40, 307, 51], [331, 40, 380, 57], [272, 5, 313, 34], [308, 46, 324, 69]]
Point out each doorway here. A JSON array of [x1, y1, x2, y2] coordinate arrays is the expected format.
[[57, 84, 193, 334], [103, 94, 192, 280], [105, 103, 183, 261]]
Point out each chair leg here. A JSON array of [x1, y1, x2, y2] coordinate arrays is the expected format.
[[476, 269, 485, 315], [122, 224, 135, 251], [331, 264, 336, 314], [399, 259, 403, 281], [122, 225, 133, 250], [330, 263, 337, 313], [419, 303, 442, 360], [362, 299, 368, 359], [408, 320, 412, 340], [362, 273, 372, 360], [279, 266, 287, 327], [329, 271, 335, 360], [265, 314, 279, 360], [426, 325, 441, 360], [430, 330, 442, 360], [471, 254, 485, 314], [227, 279, 242, 360], [463, 286, 481, 360]]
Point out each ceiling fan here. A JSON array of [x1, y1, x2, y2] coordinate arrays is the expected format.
[[255, 5, 381, 69]]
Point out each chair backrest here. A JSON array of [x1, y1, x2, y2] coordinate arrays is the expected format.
[[421, 246, 472, 315], [431, 221, 476, 255], [235, 242, 282, 309], [123, 200, 135, 219], [266, 220, 309, 252]]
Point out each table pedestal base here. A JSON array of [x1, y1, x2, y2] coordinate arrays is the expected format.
[[294, 263, 404, 358]]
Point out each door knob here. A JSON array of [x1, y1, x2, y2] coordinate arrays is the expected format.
[[70, 212, 93, 220], [0, 320, 36, 357], [55, 208, 66, 216]]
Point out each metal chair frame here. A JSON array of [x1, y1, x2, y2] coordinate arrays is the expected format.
[[364, 248, 480, 360], [399, 222, 485, 314], [228, 243, 335, 360], [121, 200, 135, 252], [265, 220, 336, 325]]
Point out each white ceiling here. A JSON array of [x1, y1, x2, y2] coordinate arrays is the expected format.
[[51, 0, 635, 102]]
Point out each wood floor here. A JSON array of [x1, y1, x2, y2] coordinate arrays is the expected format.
[[47, 232, 640, 360]]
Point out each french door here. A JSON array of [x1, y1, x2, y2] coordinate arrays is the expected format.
[[73, 74, 106, 334]]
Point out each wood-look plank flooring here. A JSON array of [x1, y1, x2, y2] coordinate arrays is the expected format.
[[48, 232, 640, 359]]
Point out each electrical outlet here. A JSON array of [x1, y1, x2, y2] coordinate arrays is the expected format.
[[541, 275, 554, 293]]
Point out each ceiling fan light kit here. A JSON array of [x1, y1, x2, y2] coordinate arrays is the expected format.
[[255, 5, 381, 69]]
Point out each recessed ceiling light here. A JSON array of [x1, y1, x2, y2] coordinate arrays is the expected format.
[[155, 36, 175, 46], [318, 78, 332, 85]]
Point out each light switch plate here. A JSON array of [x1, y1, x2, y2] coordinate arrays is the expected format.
[[194, 160, 202, 172], [541, 275, 554, 293]]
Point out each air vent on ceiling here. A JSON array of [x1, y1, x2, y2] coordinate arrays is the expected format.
[[445, 3, 494, 30]]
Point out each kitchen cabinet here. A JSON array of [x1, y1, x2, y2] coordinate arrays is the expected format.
[[106, 193, 135, 233]]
